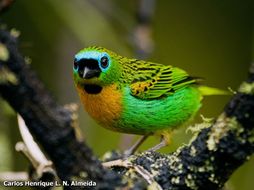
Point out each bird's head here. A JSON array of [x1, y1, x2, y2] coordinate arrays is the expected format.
[[73, 46, 121, 94]]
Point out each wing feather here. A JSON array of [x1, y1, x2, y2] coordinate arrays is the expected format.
[[129, 61, 197, 99]]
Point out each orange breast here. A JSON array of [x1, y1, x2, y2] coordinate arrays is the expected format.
[[77, 84, 122, 129]]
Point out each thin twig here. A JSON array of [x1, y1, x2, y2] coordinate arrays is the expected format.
[[17, 115, 53, 169], [103, 158, 162, 189], [0, 172, 28, 181], [16, 115, 56, 181]]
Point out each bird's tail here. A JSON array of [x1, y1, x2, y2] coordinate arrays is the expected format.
[[198, 86, 230, 96]]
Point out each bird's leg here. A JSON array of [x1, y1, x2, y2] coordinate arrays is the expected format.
[[147, 131, 172, 152], [147, 138, 167, 152], [123, 135, 149, 157]]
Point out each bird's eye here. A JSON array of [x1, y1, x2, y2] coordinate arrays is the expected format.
[[73, 59, 78, 70], [100, 56, 109, 69]]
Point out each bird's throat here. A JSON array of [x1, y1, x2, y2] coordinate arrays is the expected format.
[[84, 84, 102, 94]]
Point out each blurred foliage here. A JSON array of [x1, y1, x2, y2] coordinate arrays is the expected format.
[[0, 0, 253, 190]]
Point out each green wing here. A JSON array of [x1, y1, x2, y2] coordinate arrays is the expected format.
[[129, 61, 197, 99]]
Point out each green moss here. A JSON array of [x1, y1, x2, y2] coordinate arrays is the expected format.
[[207, 114, 228, 151], [187, 115, 213, 145], [208, 173, 219, 184], [25, 56, 32, 65], [0, 66, 18, 85], [0, 43, 9, 61], [238, 82, 254, 94], [10, 28, 21, 38], [190, 146, 197, 157], [206, 114, 242, 151], [185, 174, 197, 189], [123, 168, 146, 189], [248, 130, 254, 143], [79, 171, 88, 178], [171, 176, 180, 184]]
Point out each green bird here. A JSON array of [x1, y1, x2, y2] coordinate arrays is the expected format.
[[73, 46, 228, 155]]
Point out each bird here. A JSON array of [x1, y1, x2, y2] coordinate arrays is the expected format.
[[73, 46, 228, 156]]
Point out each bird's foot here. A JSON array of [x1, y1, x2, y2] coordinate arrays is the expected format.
[[102, 159, 132, 168], [123, 149, 133, 159], [123, 135, 149, 158]]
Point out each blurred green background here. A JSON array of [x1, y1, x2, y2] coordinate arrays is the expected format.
[[0, 0, 253, 189]]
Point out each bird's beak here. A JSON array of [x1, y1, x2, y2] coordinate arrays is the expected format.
[[83, 67, 90, 78], [79, 66, 101, 79]]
